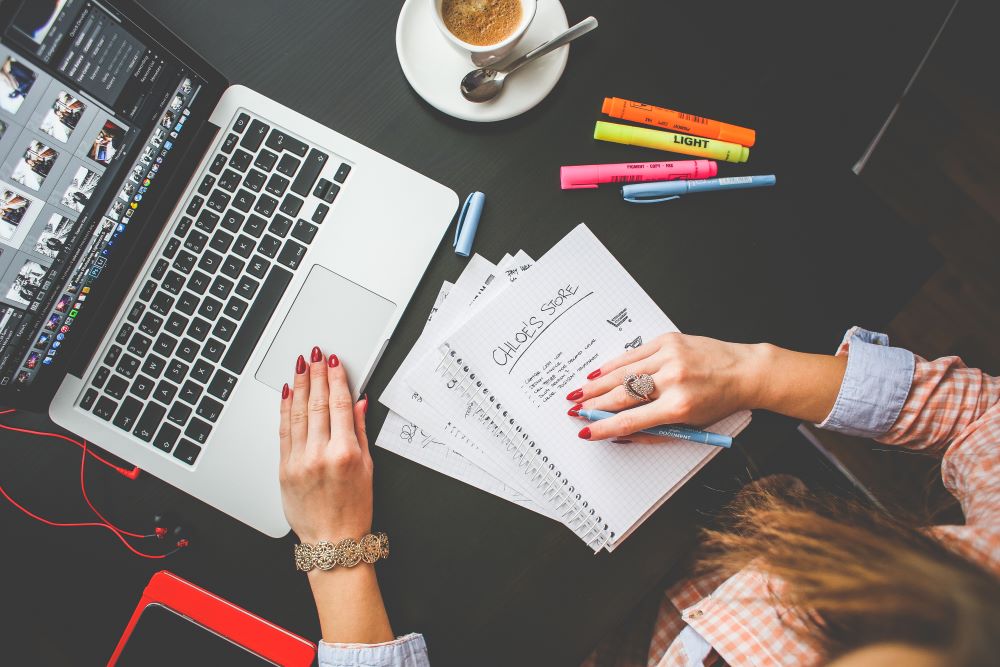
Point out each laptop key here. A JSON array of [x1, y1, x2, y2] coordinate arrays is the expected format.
[[176, 215, 194, 237], [154, 333, 178, 357], [151, 258, 169, 280], [174, 439, 202, 465], [188, 317, 211, 342], [163, 237, 181, 259], [235, 275, 259, 300], [93, 396, 117, 421], [244, 214, 267, 238], [151, 423, 180, 452], [254, 194, 278, 217], [198, 296, 223, 321], [240, 119, 270, 152], [133, 402, 166, 442], [268, 215, 292, 237], [232, 189, 255, 213], [115, 323, 134, 345], [276, 154, 300, 177], [229, 148, 252, 172], [116, 354, 140, 379], [223, 297, 248, 321], [139, 280, 157, 302], [127, 333, 151, 357], [196, 209, 219, 234], [173, 250, 196, 273], [221, 133, 239, 154], [142, 354, 167, 379], [207, 189, 230, 213], [154, 379, 178, 404], [218, 169, 241, 192], [291, 148, 329, 197], [210, 275, 234, 300], [209, 154, 227, 174], [92, 366, 111, 389], [212, 317, 237, 342], [334, 162, 351, 183], [179, 380, 203, 405], [232, 235, 254, 259], [165, 313, 188, 337], [130, 374, 155, 400], [207, 370, 237, 401], [280, 194, 303, 217], [221, 264, 292, 374], [80, 388, 98, 411], [196, 396, 224, 422], [167, 402, 191, 426], [221, 210, 245, 233], [176, 291, 199, 315], [185, 196, 204, 216], [176, 338, 200, 363], [162, 271, 184, 295], [191, 359, 214, 384], [198, 174, 216, 196], [210, 230, 234, 254], [202, 338, 226, 362], [165, 360, 189, 384], [187, 271, 210, 295], [246, 256, 268, 279], [265, 173, 289, 197], [184, 230, 208, 254], [112, 397, 143, 432], [312, 203, 329, 224], [322, 183, 340, 204], [150, 291, 175, 316], [265, 129, 308, 156], [221, 255, 245, 278], [244, 169, 266, 192], [198, 250, 223, 274], [292, 219, 317, 244], [104, 345, 123, 366], [277, 239, 307, 271], [184, 417, 212, 445], [105, 374, 129, 399], [232, 113, 250, 134], [254, 150, 278, 172]]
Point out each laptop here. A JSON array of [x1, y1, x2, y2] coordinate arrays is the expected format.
[[0, 0, 457, 536]]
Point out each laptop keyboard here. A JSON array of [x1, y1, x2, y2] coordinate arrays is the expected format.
[[77, 111, 351, 467]]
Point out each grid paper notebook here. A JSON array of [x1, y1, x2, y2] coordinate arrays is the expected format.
[[406, 224, 751, 551]]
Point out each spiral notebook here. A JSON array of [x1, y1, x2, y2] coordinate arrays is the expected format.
[[405, 225, 751, 551]]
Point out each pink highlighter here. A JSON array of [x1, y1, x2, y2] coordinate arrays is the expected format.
[[560, 159, 718, 190]]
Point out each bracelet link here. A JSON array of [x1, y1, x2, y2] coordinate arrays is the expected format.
[[294, 532, 389, 572]]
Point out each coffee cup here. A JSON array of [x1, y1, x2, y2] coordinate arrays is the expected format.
[[430, 0, 538, 67]]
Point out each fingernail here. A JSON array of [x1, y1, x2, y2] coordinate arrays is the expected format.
[[611, 439, 632, 444], [587, 369, 602, 380], [567, 404, 582, 417], [281, 383, 289, 399], [566, 388, 583, 401], [328, 353, 339, 368], [362, 393, 368, 414], [578, 427, 591, 440], [311, 346, 323, 363], [295, 355, 306, 374]]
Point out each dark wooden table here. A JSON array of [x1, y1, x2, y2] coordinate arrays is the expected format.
[[1, 1, 951, 665]]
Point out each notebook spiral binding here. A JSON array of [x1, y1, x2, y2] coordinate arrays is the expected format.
[[436, 344, 613, 551]]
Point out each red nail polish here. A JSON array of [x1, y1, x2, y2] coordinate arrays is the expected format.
[[587, 369, 602, 380], [328, 353, 339, 368], [362, 393, 369, 414], [578, 427, 591, 440], [566, 388, 583, 401], [567, 404, 582, 417], [311, 346, 323, 363], [295, 355, 306, 374], [281, 383, 289, 399]]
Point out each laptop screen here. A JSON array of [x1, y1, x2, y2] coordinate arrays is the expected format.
[[0, 0, 208, 392]]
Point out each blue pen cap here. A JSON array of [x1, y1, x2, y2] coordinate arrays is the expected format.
[[621, 180, 688, 203], [454, 191, 485, 257]]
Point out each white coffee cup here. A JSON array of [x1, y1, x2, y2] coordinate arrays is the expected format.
[[430, 0, 538, 66]]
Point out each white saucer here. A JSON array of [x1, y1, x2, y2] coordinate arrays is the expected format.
[[396, 0, 569, 122]]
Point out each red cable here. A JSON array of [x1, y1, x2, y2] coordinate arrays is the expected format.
[[0, 409, 181, 559]]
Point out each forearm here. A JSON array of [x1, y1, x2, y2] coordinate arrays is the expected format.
[[309, 565, 394, 644], [747, 343, 847, 423]]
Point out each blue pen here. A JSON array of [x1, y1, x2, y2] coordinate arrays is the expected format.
[[575, 408, 732, 448], [622, 174, 776, 203]]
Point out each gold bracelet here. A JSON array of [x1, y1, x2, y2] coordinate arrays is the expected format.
[[294, 532, 389, 572]]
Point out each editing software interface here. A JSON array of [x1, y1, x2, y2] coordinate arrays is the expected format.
[[0, 0, 205, 390]]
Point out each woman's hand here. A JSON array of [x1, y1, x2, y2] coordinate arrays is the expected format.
[[278, 346, 371, 543], [569, 333, 766, 441]]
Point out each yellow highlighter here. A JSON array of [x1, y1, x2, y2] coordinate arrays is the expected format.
[[594, 121, 750, 163]]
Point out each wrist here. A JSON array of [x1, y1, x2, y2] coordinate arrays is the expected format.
[[738, 342, 780, 411]]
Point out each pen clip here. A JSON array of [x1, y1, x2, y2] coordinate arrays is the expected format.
[[623, 194, 680, 204], [454, 193, 474, 247]]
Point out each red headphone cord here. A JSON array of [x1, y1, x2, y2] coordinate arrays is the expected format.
[[0, 409, 187, 558]]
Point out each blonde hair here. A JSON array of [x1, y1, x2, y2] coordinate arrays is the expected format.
[[698, 476, 1000, 666]]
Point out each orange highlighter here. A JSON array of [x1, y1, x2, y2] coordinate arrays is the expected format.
[[602, 97, 756, 147]]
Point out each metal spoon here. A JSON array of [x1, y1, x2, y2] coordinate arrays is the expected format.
[[460, 16, 599, 103]]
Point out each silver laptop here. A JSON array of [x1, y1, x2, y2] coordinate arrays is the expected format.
[[0, 0, 456, 536]]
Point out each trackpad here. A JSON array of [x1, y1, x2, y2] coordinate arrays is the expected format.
[[256, 266, 396, 398]]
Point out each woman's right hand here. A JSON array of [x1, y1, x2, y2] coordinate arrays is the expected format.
[[569, 333, 768, 441]]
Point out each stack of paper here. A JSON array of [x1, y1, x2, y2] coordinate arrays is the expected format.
[[376, 225, 750, 551]]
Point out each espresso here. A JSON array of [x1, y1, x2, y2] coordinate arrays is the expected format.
[[442, 0, 522, 46]]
